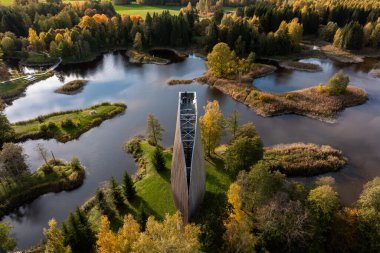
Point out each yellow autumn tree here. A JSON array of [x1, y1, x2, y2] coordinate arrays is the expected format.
[[223, 183, 256, 253], [132, 212, 201, 253], [43, 219, 71, 253], [96, 216, 120, 253], [206, 42, 239, 78], [287, 18, 303, 45], [199, 100, 224, 156], [116, 214, 140, 252]]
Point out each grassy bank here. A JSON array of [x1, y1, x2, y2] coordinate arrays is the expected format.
[[55, 80, 88, 95], [0, 158, 85, 218], [263, 143, 347, 176], [126, 49, 170, 65], [196, 66, 368, 122], [321, 45, 364, 63], [279, 60, 322, 72], [12, 102, 126, 143], [0, 72, 54, 102]]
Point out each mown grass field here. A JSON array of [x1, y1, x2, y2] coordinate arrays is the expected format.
[[114, 3, 182, 16], [128, 140, 231, 220], [12, 102, 126, 143]]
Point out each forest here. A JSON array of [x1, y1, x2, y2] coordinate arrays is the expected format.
[[0, 0, 380, 64]]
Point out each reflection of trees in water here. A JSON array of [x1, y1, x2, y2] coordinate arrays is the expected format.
[[55, 54, 106, 78]]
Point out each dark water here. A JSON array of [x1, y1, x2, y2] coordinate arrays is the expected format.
[[3, 52, 380, 249]]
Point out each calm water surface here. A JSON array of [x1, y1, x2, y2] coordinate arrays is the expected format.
[[3, 52, 380, 249]]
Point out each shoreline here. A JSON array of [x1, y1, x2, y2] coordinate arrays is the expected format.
[[1, 72, 54, 104], [191, 66, 368, 123], [0, 159, 85, 219], [12, 102, 127, 143]]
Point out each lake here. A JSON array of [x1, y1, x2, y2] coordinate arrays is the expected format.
[[3, 52, 380, 249]]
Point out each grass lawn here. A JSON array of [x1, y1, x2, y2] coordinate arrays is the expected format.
[[12, 102, 126, 143], [0, 159, 85, 218], [129, 140, 231, 220], [0, 0, 13, 5], [114, 2, 181, 16]]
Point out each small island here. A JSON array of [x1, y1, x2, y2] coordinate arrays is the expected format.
[[12, 102, 126, 143], [55, 80, 88, 95], [192, 43, 368, 122], [0, 157, 85, 218], [263, 143, 347, 176]]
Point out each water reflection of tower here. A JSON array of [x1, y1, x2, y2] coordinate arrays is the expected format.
[[171, 91, 205, 223]]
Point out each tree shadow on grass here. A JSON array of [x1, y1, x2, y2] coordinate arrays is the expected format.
[[156, 167, 171, 183]]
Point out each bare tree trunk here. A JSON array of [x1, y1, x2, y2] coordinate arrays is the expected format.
[[51, 151, 56, 164]]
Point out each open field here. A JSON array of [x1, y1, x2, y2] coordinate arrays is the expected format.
[[0, 0, 235, 17], [115, 3, 182, 16], [0, 158, 85, 218], [12, 102, 126, 143]]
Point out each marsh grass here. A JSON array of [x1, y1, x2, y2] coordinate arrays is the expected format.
[[197, 67, 368, 122], [263, 143, 347, 176]]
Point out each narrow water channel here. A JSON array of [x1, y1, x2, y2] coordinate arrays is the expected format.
[[3, 52, 380, 249]]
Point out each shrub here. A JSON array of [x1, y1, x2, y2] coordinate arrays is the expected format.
[[258, 93, 274, 102], [71, 156, 80, 171], [91, 118, 102, 126], [124, 137, 142, 157], [225, 136, 263, 177], [60, 118, 74, 128], [326, 70, 349, 95], [48, 122, 56, 129], [40, 124, 48, 133], [285, 93, 295, 100], [37, 116, 44, 123], [315, 83, 326, 94], [234, 122, 258, 141]]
